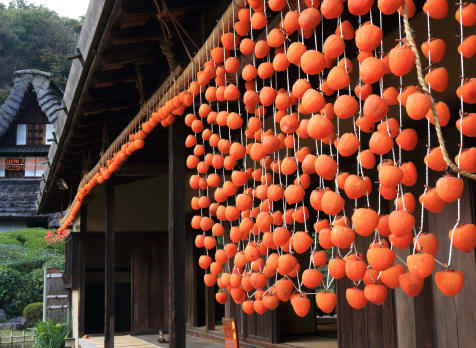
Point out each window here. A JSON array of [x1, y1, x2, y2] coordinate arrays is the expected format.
[[45, 124, 54, 145], [16, 124, 27, 145], [2, 157, 46, 178], [16, 124, 50, 145], [34, 157, 47, 177], [0, 158, 5, 177], [27, 124, 46, 145], [24, 157, 46, 177], [25, 157, 36, 177]]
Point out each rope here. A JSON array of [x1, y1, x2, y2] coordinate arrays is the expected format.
[[159, 36, 177, 70], [401, 2, 476, 181], [153, 0, 198, 62]]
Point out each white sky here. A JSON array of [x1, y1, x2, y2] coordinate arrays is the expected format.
[[1, 0, 90, 19]]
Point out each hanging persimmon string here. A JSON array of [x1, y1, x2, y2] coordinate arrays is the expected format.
[[47, 0, 476, 314]]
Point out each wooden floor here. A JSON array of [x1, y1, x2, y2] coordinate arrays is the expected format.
[[80, 335, 159, 348]]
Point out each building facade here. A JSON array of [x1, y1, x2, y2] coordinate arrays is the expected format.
[[0, 70, 62, 232], [37, 1, 475, 348]]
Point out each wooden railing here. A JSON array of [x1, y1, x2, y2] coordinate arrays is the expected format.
[[0, 330, 34, 346]]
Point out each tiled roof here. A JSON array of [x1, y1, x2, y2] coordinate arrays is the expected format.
[[0, 146, 50, 154]]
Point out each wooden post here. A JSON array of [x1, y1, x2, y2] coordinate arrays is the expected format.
[[104, 180, 115, 348], [205, 286, 215, 332], [73, 205, 87, 337], [168, 115, 186, 347], [43, 267, 47, 321]]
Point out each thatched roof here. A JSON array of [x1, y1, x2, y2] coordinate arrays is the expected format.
[[0, 69, 63, 137]]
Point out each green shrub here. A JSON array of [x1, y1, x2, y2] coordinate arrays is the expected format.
[[34, 319, 70, 348], [0, 266, 23, 314], [0, 228, 64, 316], [0, 265, 45, 315], [0, 244, 64, 273], [24, 302, 43, 327], [0, 248, 63, 316], [0, 228, 64, 253]]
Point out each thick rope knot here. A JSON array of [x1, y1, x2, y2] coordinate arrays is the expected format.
[[401, 2, 476, 181], [159, 37, 177, 70]]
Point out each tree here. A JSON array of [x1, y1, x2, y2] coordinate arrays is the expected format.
[[0, 1, 82, 103]]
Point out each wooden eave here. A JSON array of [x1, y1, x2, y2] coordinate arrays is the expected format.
[[37, 0, 228, 213]]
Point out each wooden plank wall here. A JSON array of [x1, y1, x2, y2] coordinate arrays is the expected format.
[[131, 234, 169, 333], [427, 180, 476, 348], [336, 150, 475, 348], [44, 268, 69, 324], [336, 277, 396, 348], [223, 229, 277, 344], [391, 112, 476, 348]]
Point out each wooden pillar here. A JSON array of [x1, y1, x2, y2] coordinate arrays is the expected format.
[[205, 286, 215, 332], [168, 116, 186, 347], [78, 205, 86, 337], [104, 181, 115, 348]]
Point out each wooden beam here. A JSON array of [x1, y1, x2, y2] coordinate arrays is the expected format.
[[121, 0, 157, 15], [85, 90, 140, 105], [93, 65, 161, 88], [78, 108, 138, 126], [87, 82, 139, 98], [104, 180, 115, 348], [115, 163, 167, 176], [100, 45, 159, 69], [111, 25, 163, 45], [82, 100, 139, 116], [168, 115, 185, 347], [68, 139, 102, 149], [120, 8, 189, 28], [120, 13, 156, 28]]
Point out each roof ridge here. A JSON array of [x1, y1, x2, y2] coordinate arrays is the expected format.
[[0, 70, 64, 137]]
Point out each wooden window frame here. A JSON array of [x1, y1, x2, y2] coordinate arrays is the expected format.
[[26, 124, 46, 146]]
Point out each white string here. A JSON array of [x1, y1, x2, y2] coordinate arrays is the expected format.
[[448, 2, 466, 268]]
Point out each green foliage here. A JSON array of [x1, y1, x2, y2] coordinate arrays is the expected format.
[[0, 228, 64, 253], [23, 302, 43, 327], [0, 85, 11, 104], [0, 266, 22, 314], [0, 263, 46, 315], [0, 0, 81, 90], [34, 319, 70, 348], [0, 228, 64, 316], [0, 244, 63, 272]]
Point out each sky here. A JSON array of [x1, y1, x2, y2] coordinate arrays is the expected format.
[[1, 0, 90, 18]]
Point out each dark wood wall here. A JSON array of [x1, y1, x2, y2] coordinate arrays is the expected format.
[[70, 232, 171, 335], [131, 233, 169, 333], [0, 89, 50, 146], [333, 113, 476, 348], [336, 277, 396, 348], [226, 300, 277, 344]]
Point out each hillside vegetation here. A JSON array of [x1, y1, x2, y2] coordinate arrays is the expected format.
[[0, 0, 82, 103], [0, 228, 64, 317]]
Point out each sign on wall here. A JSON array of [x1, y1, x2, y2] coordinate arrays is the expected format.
[[222, 318, 239, 348], [0, 157, 47, 177]]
